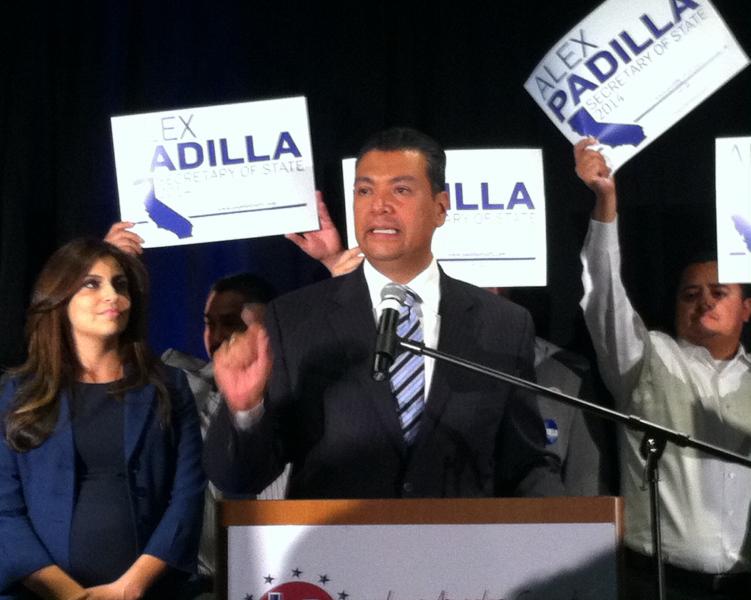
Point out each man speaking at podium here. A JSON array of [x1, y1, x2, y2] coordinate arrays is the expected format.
[[203, 127, 563, 499]]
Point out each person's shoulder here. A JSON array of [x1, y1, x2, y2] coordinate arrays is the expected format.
[[442, 274, 530, 320], [0, 372, 22, 391], [649, 330, 679, 350], [535, 337, 592, 372], [157, 362, 194, 392], [0, 373, 21, 410], [0, 371, 14, 391], [154, 365, 199, 419], [161, 348, 207, 373], [271, 269, 362, 309]]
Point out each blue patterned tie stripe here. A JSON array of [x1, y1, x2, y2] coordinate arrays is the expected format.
[[389, 288, 425, 444]]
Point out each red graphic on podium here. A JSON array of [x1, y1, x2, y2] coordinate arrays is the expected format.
[[262, 581, 334, 600]]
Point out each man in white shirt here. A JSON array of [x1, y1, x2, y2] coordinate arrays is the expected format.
[[575, 137, 751, 599], [204, 127, 563, 500]]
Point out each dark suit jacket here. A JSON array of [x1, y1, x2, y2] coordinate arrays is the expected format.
[[533, 339, 615, 496], [204, 267, 562, 499], [0, 367, 205, 597]]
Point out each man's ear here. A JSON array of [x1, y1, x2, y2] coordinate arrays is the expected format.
[[742, 297, 751, 323], [434, 190, 449, 226]]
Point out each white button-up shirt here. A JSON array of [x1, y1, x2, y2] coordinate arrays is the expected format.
[[581, 218, 751, 574], [363, 257, 441, 397]]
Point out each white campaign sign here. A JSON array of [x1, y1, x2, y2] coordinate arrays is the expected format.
[[525, 0, 748, 172], [111, 96, 318, 248], [228, 522, 618, 600], [342, 149, 547, 287], [717, 137, 751, 283]]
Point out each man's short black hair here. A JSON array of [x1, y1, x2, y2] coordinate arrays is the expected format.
[[210, 273, 276, 305], [676, 251, 751, 299], [355, 127, 446, 194]]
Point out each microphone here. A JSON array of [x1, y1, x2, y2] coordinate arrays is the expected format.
[[372, 283, 407, 381]]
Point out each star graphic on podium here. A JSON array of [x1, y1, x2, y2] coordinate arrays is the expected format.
[[292, 568, 303, 578], [244, 595, 254, 600], [338, 592, 349, 600], [318, 574, 330, 585], [264, 575, 275, 584]]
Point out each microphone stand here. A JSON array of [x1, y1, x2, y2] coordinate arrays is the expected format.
[[397, 338, 751, 600]]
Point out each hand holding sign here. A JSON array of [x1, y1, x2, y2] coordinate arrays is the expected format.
[[574, 138, 617, 223], [285, 191, 346, 274], [104, 221, 145, 255], [330, 247, 364, 277]]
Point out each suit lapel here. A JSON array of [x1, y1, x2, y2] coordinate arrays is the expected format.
[[415, 271, 476, 446], [124, 383, 156, 462], [327, 268, 406, 454], [49, 391, 76, 471]]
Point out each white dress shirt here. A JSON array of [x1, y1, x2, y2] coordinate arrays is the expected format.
[[581, 218, 751, 574], [363, 257, 441, 396]]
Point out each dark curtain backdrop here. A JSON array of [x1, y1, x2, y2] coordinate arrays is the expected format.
[[1, 1, 750, 368]]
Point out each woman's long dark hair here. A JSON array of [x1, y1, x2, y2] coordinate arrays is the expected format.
[[4, 238, 169, 452]]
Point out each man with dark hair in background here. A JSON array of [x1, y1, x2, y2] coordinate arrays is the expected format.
[[203, 127, 563, 500], [160, 273, 277, 594]]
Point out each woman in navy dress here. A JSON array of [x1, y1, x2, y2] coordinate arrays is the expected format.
[[0, 239, 204, 600]]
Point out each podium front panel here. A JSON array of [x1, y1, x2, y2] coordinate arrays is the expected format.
[[220, 497, 622, 600]]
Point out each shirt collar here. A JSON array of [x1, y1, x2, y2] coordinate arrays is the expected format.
[[200, 360, 215, 380], [676, 336, 751, 368], [363, 258, 441, 318]]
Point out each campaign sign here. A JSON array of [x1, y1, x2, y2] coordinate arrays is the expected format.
[[525, 0, 748, 172], [717, 137, 751, 283], [111, 96, 318, 248], [342, 149, 546, 287]]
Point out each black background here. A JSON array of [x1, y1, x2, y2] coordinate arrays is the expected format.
[[1, 0, 749, 367]]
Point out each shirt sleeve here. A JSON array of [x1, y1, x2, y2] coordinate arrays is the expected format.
[[232, 401, 265, 431], [580, 217, 649, 405]]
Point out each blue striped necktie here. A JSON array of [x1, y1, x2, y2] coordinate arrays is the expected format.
[[389, 287, 425, 444]]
